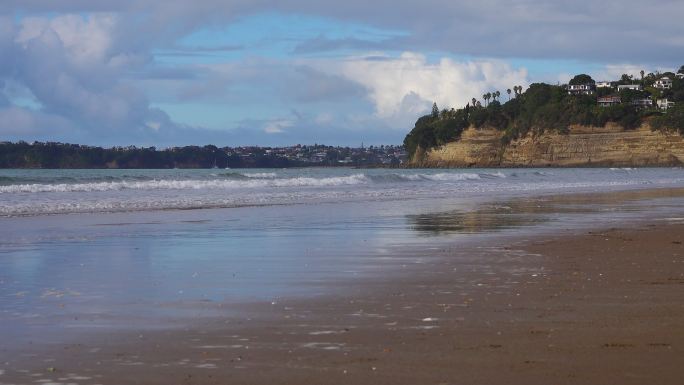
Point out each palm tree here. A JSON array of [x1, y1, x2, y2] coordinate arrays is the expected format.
[[472, 98, 477, 107], [495, 90, 501, 101], [483, 93, 488, 107], [507, 88, 512, 101], [515, 85, 523, 97]]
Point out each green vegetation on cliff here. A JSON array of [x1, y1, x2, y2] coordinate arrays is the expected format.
[[404, 68, 684, 158], [652, 104, 684, 133]]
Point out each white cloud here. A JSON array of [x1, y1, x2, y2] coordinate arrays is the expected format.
[[314, 112, 333, 125], [592, 63, 679, 82], [317, 52, 528, 124], [16, 14, 117, 66], [264, 119, 293, 134], [594, 64, 647, 82], [1, 14, 179, 143]]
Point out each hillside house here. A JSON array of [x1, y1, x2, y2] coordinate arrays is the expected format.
[[631, 98, 653, 109], [654, 77, 673, 89], [657, 99, 675, 110], [617, 84, 643, 91], [596, 81, 613, 88], [597, 95, 621, 107], [677, 73, 684, 79], [567, 83, 596, 95]]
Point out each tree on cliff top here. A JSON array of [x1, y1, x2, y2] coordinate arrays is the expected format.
[[569, 74, 595, 85], [403, 66, 684, 158]]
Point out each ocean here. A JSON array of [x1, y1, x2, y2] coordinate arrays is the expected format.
[[2, 167, 684, 353], [2, 167, 684, 216]]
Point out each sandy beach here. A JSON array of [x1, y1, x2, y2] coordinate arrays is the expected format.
[[2, 189, 684, 385]]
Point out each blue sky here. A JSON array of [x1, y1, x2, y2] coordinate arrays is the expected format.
[[0, 1, 682, 147]]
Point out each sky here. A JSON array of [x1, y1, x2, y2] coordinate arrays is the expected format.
[[0, 1, 682, 147]]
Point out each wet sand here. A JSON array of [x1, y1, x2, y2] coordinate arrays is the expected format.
[[3, 217, 683, 384]]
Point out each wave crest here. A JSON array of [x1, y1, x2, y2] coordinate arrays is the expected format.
[[0, 171, 503, 194], [0, 174, 372, 193]]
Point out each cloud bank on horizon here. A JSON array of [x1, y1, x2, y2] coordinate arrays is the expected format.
[[0, 0, 682, 146]]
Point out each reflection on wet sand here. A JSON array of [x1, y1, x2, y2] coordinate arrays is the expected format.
[[407, 207, 542, 234], [406, 198, 603, 235], [407, 187, 684, 235]]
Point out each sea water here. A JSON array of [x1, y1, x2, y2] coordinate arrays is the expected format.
[[1, 167, 684, 351], [1, 167, 684, 216]]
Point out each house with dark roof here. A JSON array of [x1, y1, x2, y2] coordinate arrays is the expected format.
[[597, 95, 621, 107]]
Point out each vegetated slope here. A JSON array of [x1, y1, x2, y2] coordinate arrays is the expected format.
[[404, 69, 684, 167]]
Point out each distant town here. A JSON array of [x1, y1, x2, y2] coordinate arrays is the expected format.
[[217, 143, 408, 167]]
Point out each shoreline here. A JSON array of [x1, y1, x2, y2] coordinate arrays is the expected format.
[[2, 164, 683, 170], [2, 189, 684, 384]]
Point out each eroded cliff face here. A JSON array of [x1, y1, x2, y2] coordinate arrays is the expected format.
[[414, 124, 684, 167]]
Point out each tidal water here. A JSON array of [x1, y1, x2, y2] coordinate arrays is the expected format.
[[2, 167, 684, 216], [2, 167, 684, 353]]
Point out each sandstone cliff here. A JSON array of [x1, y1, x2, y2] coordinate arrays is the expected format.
[[413, 124, 684, 167]]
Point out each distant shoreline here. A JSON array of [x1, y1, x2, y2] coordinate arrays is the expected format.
[[0, 141, 407, 169]]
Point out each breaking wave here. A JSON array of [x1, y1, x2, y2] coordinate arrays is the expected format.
[[2, 168, 683, 217], [0, 174, 366, 193], [0, 172, 505, 194]]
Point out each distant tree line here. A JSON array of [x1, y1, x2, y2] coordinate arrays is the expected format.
[[0, 142, 405, 169], [404, 66, 684, 157], [0, 142, 292, 169]]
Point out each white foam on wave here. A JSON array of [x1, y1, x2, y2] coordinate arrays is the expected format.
[[242, 172, 278, 178], [0, 172, 502, 194], [420, 172, 485, 181], [371, 172, 483, 182], [0, 174, 371, 193], [3, 169, 683, 217], [610, 167, 635, 171]]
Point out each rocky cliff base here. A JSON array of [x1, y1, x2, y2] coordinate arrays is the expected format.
[[413, 124, 684, 167]]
